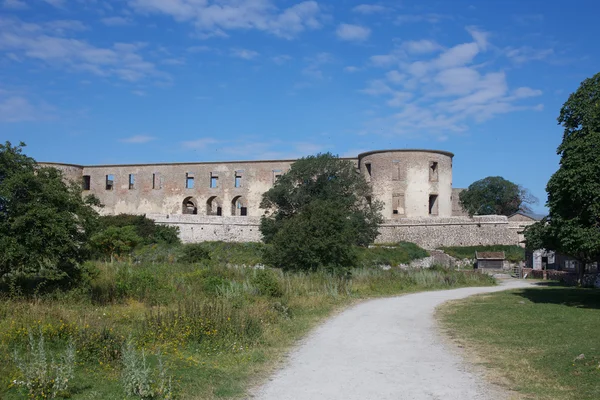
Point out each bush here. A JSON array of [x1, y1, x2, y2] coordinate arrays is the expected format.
[[12, 330, 76, 399], [121, 339, 174, 400], [252, 269, 282, 297], [263, 200, 358, 274], [356, 242, 429, 267], [179, 243, 211, 264], [99, 214, 180, 245], [439, 245, 525, 262], [90, 226, 142, 262]]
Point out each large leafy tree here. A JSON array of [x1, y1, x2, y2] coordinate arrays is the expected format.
[[525, 72, 600, 284], [260, 153, 383, 273], [0, 142, 99, 290], [459, 176, 537, 216]]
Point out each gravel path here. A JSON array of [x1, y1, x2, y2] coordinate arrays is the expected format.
[[254, 279, 532, 400]]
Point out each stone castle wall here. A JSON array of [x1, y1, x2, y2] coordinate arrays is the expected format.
[[147, 214, 528, 249]]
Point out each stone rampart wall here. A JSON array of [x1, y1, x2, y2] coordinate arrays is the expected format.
[[148, 214, 525, 249]]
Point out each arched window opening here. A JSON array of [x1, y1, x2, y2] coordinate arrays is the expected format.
[[182, 197, 198, 215], [207, 196, 222, 216], [231, 196, 248, 216]]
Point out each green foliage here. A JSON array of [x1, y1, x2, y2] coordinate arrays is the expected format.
[[121, 340, 174, 400], [263, 199, 359, 274], [260, 153, 383, 273], [178, 243, 211, 264], [524, 72, 600, 283], [439, 245, 525, 262], [459, 176, 537, 216], [252, 269, 282, 297], [99, 214, 180, 245], [12, 331, 75, 399], [90, 226, 142, 261], [0, 142, 99, 290], [356, 242, 429, 267]]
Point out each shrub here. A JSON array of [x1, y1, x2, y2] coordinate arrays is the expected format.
[[179, 243, 211, 264], [252, 269, 282, 297], [99, 214, 180, 245], [12, 330, 76, 399], [90, 226, 142, 262], [439, 245, 525, 262]]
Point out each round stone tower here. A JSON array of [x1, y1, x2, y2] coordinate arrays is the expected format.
[[357, 149, 454, 218]]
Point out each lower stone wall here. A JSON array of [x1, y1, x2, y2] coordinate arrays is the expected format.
[[148, 214, 525, 249]]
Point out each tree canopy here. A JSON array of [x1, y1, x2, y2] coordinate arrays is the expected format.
[[459, 176, 537, 216], [0, 141, 99, 290], [259, 153, 383, 273], [525, 72, 600, 284]]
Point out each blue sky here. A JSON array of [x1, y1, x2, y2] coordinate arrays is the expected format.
[[1, 0, 598, 213]]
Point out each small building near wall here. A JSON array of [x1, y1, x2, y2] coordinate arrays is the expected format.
[[476, 251, 505, 270]]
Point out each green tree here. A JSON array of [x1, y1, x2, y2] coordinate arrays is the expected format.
[[459, 176, 537, 216], [99, 214, 180, 245], [0, 142, 99, 290], [525, 72, 600, 284], [260, 153, 383, 273], [90, 226, 142, 262]]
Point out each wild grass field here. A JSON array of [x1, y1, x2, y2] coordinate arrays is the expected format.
[[438, 284, 600, 400], [0, 242, 494, 399], [438, 245, 525, 262]]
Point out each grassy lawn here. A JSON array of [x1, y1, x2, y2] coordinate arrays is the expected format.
[[438, 284, 600, 400], [0, 242, 494, 400]]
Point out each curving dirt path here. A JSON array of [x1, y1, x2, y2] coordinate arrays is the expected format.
[[254, 279, 532, 400]]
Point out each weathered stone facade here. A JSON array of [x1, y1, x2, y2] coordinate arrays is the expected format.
[[41, 149, 534, 249]]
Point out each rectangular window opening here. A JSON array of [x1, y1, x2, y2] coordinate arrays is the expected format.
[[392, 161, 400, 181], [152, 173, 162, 190], [429, 161, 439, 182], [393, 194, 405, 216], [365, 162, 372, 177], [273, 169, 282, 184], [186, 173, 194, 189], [128, 174, 135, 190], [105, 174, 114, 191], [234, 170, 243, 188], [82, 175, 91, 191], [210, 173, 218, 188], [240, 207, 247, 216], [429, 194, 439, 215]]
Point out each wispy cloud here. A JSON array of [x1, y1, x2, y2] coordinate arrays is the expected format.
[[119, 135, 156, 144], [352, 4, 390, 14], [505, 46, 554, 64], [3, 0, 28, 10], [128, 0, 324, 39], [359, 27, 543, 138], [0, 90, 54, 122], [336, 23, 371, 42], [302, 52, 334, 79], [0, 17, 168, 83], [42, 0, 65, 8], [230, 48, 259, 60], [272, 54, 292, 65], [396, 13, 450, 24], [101, 16, 134, 26]]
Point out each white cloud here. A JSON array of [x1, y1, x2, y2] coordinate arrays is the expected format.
[[358, 27, 543, 138], [230, 48, 259, 60], [344, 66, 360, 73], [162, 58, 185, 65], [336, 23, 371, 42], [187, 45, 211, 53], [396, 14, 449, 24], [302, 52, 334, 79], [101, 16, 134, 26], [505, 46, 554, 64], [0, 96, 36, 122], [402, 39, 442, 54], [119, 135, 156, 143], [3, 0, 28, 10], [129, 0, 323, 39], [272, 54, 291, 64], [42, 0, 65, 8], [0, 17, 166, 83], [352, 4, 390, 14]]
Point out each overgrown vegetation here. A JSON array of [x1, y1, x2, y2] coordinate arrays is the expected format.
[[439, 245, 525, 262], [260, 153, 383, 274], [0, 245, 494, 399], [438, 286, 600, 400], [458, 176, 537, 216]]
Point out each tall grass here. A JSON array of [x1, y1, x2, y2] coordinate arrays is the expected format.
[[0, 243, 494, 399]]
